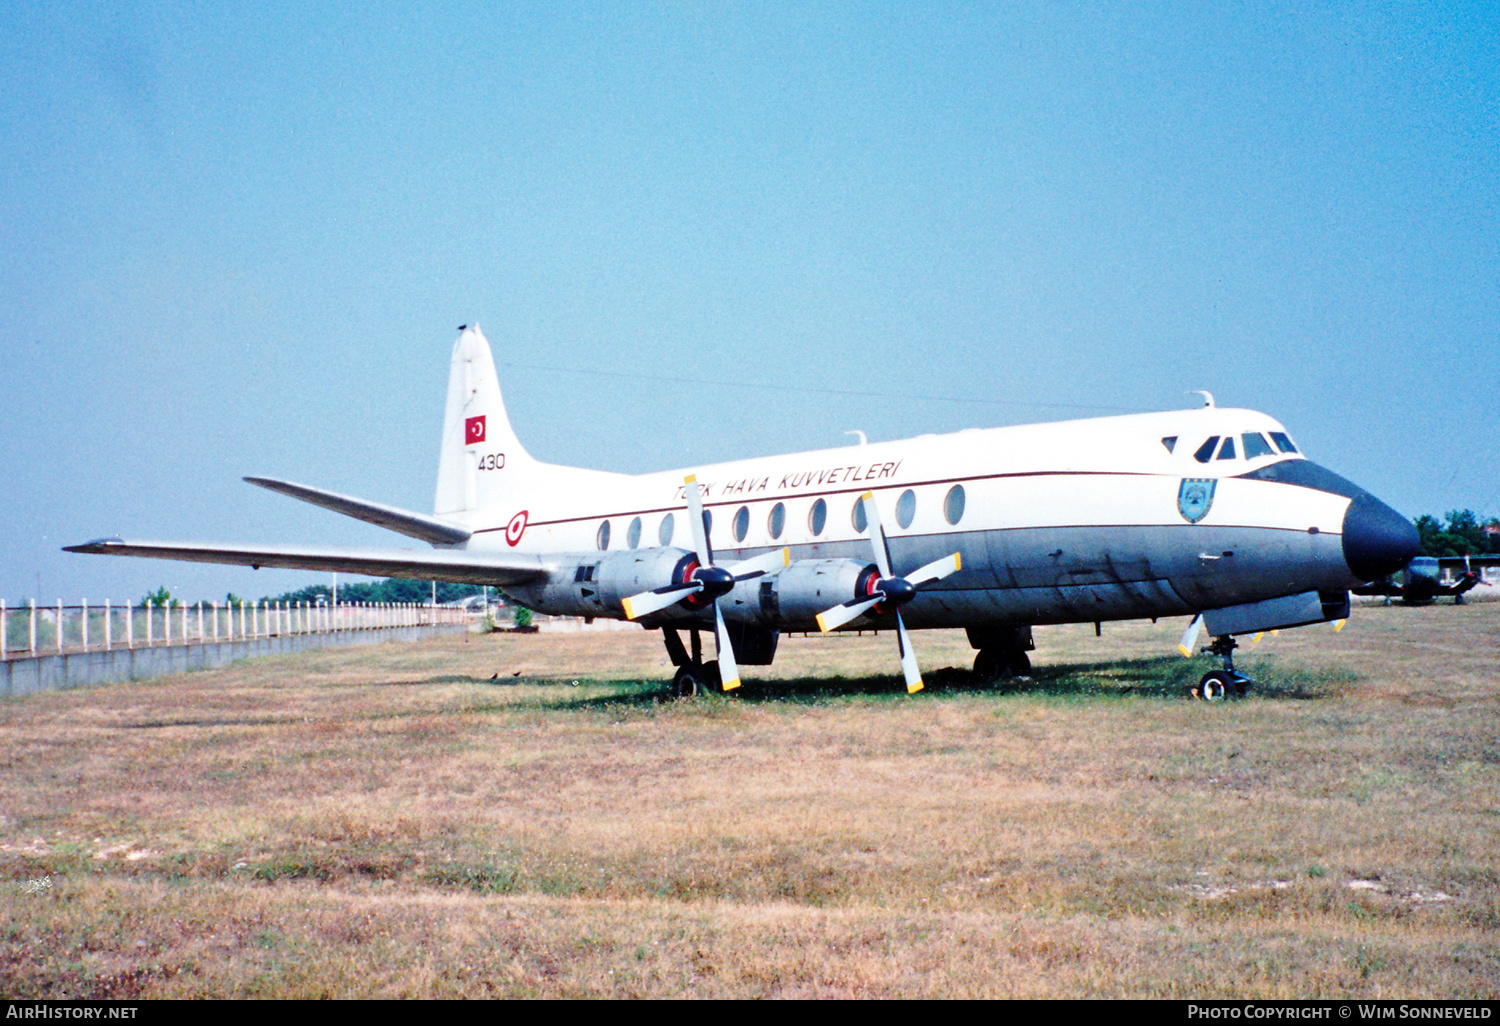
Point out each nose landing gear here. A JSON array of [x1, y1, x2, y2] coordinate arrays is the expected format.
[[1192, 634, 1253, 700]]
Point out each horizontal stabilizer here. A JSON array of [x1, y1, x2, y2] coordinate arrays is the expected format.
[[245, 477, 471, 546], [62, 538, 549, 587]]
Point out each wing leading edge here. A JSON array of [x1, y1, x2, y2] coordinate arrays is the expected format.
[[62, 538, 550, 588], [243, 476, 471, 546]]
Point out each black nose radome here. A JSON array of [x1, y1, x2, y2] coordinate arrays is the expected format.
[[1342, 492, 1421, 582]]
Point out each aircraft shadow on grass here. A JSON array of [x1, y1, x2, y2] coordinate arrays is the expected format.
[[493, 655, 1350, 710]]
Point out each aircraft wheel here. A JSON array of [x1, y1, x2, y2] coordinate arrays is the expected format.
[[973, 648, 1031, 684], [701, 659, 724, 693], [1198, 671, 1232, 702], [972, 649, 1004, 684], [672, 665, 703, 699]]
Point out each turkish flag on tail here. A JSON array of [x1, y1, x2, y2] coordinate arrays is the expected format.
[[465, 416, 486, 444]]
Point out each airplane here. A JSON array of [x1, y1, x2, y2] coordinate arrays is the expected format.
[[1352, 554, 1497, 605], [66, 324, 1420, 701]]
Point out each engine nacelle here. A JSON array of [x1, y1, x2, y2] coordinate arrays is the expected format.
[[746, 557, 877, 631], [503, 548, 698, 620]]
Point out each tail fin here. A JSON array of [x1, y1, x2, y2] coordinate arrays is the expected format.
[[434, 324, 537, 517]]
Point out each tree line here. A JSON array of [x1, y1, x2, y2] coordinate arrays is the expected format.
[[1415, 509, 1500, 558], [132, 580, 487, 610]]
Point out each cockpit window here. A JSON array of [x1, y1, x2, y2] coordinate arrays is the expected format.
[[1236, 460, 1361, 499], [1241, 432, 1274, 459], [1161, 436, 1178, 453], [1193, 437, 1219, 464], [1269, 431, 1298, 454], [1216, 436, 1237, 460]]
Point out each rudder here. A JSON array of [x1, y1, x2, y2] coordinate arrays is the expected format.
[[434, 324, 536, 517]]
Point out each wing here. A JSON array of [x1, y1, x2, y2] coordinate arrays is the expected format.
[[62, 538, 550, 587], [243, 476, 471, 546]]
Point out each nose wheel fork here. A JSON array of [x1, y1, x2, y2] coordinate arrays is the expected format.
[[1195, 634, 1253, 701]]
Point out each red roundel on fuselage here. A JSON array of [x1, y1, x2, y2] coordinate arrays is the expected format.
[[505, 510, 528, 547]]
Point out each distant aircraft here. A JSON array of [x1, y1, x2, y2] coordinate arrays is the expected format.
[[1352, 554, 1495, 605], [67, 325, 1419, 701]]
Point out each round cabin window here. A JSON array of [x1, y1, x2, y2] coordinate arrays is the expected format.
[[808, 499, 827, 537], [943, 485, 966, 526], [768, 502, 786, 540], [896, 489, 917, 529]]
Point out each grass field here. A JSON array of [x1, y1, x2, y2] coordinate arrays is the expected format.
[[0, 604, 1496, 998]]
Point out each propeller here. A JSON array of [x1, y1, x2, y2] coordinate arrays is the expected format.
[[622, 475, 788, 691], [815, 490, 962, 693], [1177, 614, 1205, 657]]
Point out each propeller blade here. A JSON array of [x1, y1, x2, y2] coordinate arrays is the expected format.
[[684, 475, 713, 565], [895, 611, 923, 693], [621, 581, 702, 620], [859, 492, 894, 578], [906, 551, 962, 587], [816, 593, 884, 633], [1177, 614, 1205, 657], [713, 603, 741, 691], [725, 547, 789, 581]]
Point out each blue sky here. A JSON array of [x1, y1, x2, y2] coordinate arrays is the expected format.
[[3, 2, 1496, 604]]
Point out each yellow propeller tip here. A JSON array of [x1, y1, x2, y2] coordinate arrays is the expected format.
[[722, 678, 741, 691]]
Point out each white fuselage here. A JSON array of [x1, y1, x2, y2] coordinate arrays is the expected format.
[[487, 406, 1359, 631]]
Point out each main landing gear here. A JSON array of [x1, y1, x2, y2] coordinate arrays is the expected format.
[[660, 626, 724, 698], [972, 647, 1031, 684], [1193, 634, 1253, 701], [967, 626, 1034, 686]]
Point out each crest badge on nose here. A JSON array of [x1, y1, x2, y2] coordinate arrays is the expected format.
[[1178, 478, 1216, 523]]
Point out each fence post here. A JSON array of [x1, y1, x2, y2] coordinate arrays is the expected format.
[[81, 599, 88, 652], [29, 600, 36, 655], [1, 599, 6, 658], [104, 600, 112, 650], [57, 600, 64, 654], [126, 601, 133, 649]]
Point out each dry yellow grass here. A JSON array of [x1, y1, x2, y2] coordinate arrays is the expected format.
[[0, 606, 1495, 998]]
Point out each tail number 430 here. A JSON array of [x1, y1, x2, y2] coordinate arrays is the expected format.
[[477, 453, 506, 471]]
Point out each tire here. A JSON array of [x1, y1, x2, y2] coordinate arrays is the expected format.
[[1199, 670, 1231, 701], [973, 648, 1029, 685], [701, 660, 724, 693], [672, 666, 702, 699]]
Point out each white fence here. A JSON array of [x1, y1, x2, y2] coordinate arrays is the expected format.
[[0, 599, 471, 660]]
